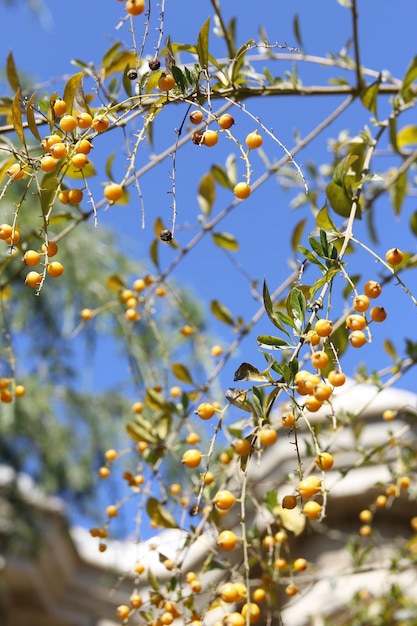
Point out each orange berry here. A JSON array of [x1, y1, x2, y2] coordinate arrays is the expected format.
[[68, 188, 83, 204], [53, 99, 67, 116], [297, 476, 321, 499], [304, 395, 323, 412], [189, 110, 203, 124], [293, 557, 308, 572], [1, 389, 13, 403], [359, 524, 372, 537], [281, 413, 295, 427], [241, 602, 261, 623], [59, 114, 77, 133], [14, 385, 26, 397], [353, 294, 370, 312], [126, 0, 146, 16], [213, 489, 236, 511], [76, 112, 92, 129], [202, 471, 214, 485], [6, 163, 25, 180], [211, 344, 223, 357], [220, 583, 240, 603], [375, 494, 387, 508], [258, 426, 278, 446], [71, 153, 88, 169], [196, 402, 215, 420], [131, 401, 144, 413], [129, 593, 142, 608], [42, 134, 62, 150], [158, 72, 175, 91], [285, 583, 299, 597], [232, 438, 251, 456], [202, 129, 218, 147], [104, 182, 124, 202], [315, 452, 334, 470], [315, 319, 333, 337], [305, 330, 321, 346], [186, 432, 200, 445], [104, 449, 117, 462], [75, 139, 93, 154], [274, 558, 288, 570], [311, 350, 329, 370], [98, 466, 110, 479], [218, 114, 235, 129], [364, 280, 382, 298], [92, 115, 110, 132], [41, 241, 58, 257], [116, 605, 130, 620], [327, 370, 346, 387], [182, 449, 202, 468], [349, 330, 367, 348], [233, 181, 251, 199], [25, 271, 42, 288], [282, 494, 297, 509], [58, 190, 70, 204], [106, 504, 119, 518], [40, 155, 57, 172], [385, 247, 403, 266], [252, 588, 266, 603], [313, 382, 332, 402], [359, 509, 373, 523], [180, 324, 194, 336], [245, 130, 263, 149], [370, 306, 387, 322], [23, 250, 41, 266], [217, 530, 237, 551], [302, 500, 322, 520], [346, 314, 367, 331], [47, 262, 64, 278], [50, 142, 67, 159]]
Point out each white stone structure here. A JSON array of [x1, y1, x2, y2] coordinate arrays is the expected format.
[[1, 379, 416, 625]]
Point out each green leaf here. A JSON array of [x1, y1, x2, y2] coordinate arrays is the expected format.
[[291, 218, 307, 254], [38, 172, 57, 216], [145, 388, 167, 410], [126, 422, 158, 444], [64, 159, 96, 179], [6, 51, 20, 92], [410, 210, 417, 237], [146, 497, 179, 529], [263, 280, 291, 336], [326, 181, 353, 217], [150, 239, 159, 268], [316, 202, 338, 232], [103, 50, 136, 78], [105, 152, 116, 181], [210, 300, 234, 325], [106, 274, 125, 291], [233, 362, 269, 383], [360, 78, 380, 116], [26, 93, 42, 142], [257, 335, 292, 350], [63, 72, 85, 113], [383, 339, 398, 361], [225, 387, 253, 412], [212, 232, 239, 251], [172, 65, 186, 93], [396, 125, 417, 148], [171, 362, 194, 384], [287, 287, 306, 333], [231, 40, 255, 84], [198, 172, 215, 217], [12, 89, 25, 147], [390, 170, 407, 215], [211, 164, 233, 189], [155, 413, 171, 441], [226, 153, 237, 186], [298, 245, 327, 270], [197, 17, 210, 69], [400, 55, 417, 104]]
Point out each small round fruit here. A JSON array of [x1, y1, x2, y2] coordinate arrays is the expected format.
[[233, 182, 251, 199], [258, 426, 278, 446], [126, 0, 145, 16], [218, 113, 235, 129], [370, 306, 387, 322], [92, 115, 110, 132], [359, 524, 372, 537], [75, 139, 93, 154], [297, 476, 321, 499], [50, 142, 67, 159], [104, 182, 124, 202], [327, 370, 346, 387], [76, 112, 92, 129], [304, 395, 323, 412], [196, 402, 215, 420], [158, 73, 175, 91], [6, 163, 25, 180], [285, 583, 299, 597], [53, 99, 67, 116], [59, 114, 77, 133], [71, 153, 88, 169], [313, 383, 332, 402], [129, 594, 142, 608], [116, 605, 130, 620], [274, 558, 288, 570], [58, 190, 70, 204], [47, 262, 64, 278], [98, 466, 110, 479], [202, 129, 218, 147], [213, 489, 236, 511], [182, 449, 202, 468], [311, 350, 329, 370], [68, 188, 83, 204], [232, 438, 251, 456], [315, 452, 334, 471], [385, 247, 403, 266], [252, 588, 266, 603], [42, 241, 58, 257], [364, 280, 382, 299], [24, 250, 41, 266], [375, 494, 387, 508], [189, 110, 203, 124], [346, 314, 367, 331], [306, 330, 320, 346], [349, 330, 367, 348], [40, 155, 57, 172], [382, 409, 396, 421], [282, 413, 295, 427], [245, 130, 263, 149], [25, 271, 42, 288], [220, 583, 239, 603], [302, 500, 322, 520], [293, 557, 308, 572], [359, 509, 373, 523], [106, 504, 119, 518], [315, 319, 333, 337], [353, 294, 370, 312], [217, 530, 237, 551], [282, 494, 297, 509], [211, 345, 223, 357], [241, 602, 261, 624], [105, 449, 117, 462], [223, 613, 245, 626]]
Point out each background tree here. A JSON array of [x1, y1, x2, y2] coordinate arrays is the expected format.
[[1, 0, 417, 624]]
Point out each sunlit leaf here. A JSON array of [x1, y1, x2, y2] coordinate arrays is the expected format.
[[12, 89, 25, 146], [197, 17, 210, 69], [225, 388, 253, 412], [64, 159, 96, 179], [360, 78, 380, 116], [155, 413, 171, 441], [104, 50, 136, 77], [146, 497, 179, 529], [210, 300, 234, 325], [275, 505, 306, 536], [326, 181, 353, 217], [316, 202, 338, 231], [26, 93, 42, 142], [150, 239, 159, 268], [390, 170, 407, 215], [63, 72, 85, 112], [396, 125, 417, 148], [171, 362, 194, 384], [198, 172, 215, 217], [257, 335, 292, 350], [410, 210, 417, 237], [291, 218, 307, 254], [145, 387, 167, 410], [106, 274, 126, 291], [212, 232, 239, 251], [211, 164, 233, 189], [6, 51, 20, 92], [384, 338, 398, 361], [400, 55, 417, 104], [126, 422, 158, 444]]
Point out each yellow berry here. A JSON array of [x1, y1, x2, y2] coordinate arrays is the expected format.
[[258, 426, 278, 446], [315, 452, 334, 470], [217, 530, 237, 551], [349, 330, 367, 348], [50, 142, 67, 159], [293, 557, 308, 572], [311, 350, 329, 370], [245, 130, 263, 149], [129, 593, 142, 608], [59, 114, 77, 133], [47, 262, 64, 278], [75, 139, 93, 154], [211, 345, 223, 356], [302, 500, 322, 520], [92, 115, 110, 132], [182, 449, 202, 468], [346, 314, 367, 331], [196, 402, 215, 420], [382, 409, 396, 421], [104, 182, 124, 202], [385, 247, 403, 266], [202, 129, 218, 147], [364, 280, 382, 298], [353, 294, 370, 312], [25, 271, 42, 288], [106, 505, 119, 518], [313, 382, 332, 402], [285, 583, 299, 597], [297, 476, 321, 499], [218, 114, 235, 129], [213, 489, 236, 511], [53, 99, 67, 116], [304, 395, 323, 412], [327, 370, 346, 387], [241, 602, 261, 623], [232, 438, 251, 456], [6, 163, 25, 180], [71, 153, 88, 169], [76, 112, 93, 129], [189, 110, 204, 124], [126, 0, 145, 15], [40, 155, 57, 172], [23, 250, 41, 266], [116, 605, 130, 620], [281, 413, 295, 427], [233, 182, 251, 199]]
